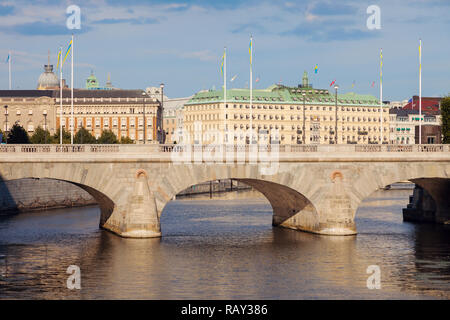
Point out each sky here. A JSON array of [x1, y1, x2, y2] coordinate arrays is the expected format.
[[0, 0, 449, 100]]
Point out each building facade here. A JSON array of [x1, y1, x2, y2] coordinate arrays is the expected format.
[[1, 90, 56, 135], [55, 89, 162, 143], [0, 63, 164, 143], [389, 108, 441, 144], [183, 74, 389, 145], [162, 96, 191, 144]]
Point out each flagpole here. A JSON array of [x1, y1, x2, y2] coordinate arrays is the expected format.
[[8, 51, 11, 90], [249, 35, 253, 144], [380, 48, 383, 144], [59, 46, 63, 144], [224, 46, 227, 145], [419, 39, 422, 145], [71, 34, 74, 145]]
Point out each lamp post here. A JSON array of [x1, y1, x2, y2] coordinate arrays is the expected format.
[[4, 105, 8, 144], [160, 83, 165, 144], [142, 91, 146, 144], [302, 93, 306, 144], [43, 110, 47, 144], [334, 85, 339, 144]]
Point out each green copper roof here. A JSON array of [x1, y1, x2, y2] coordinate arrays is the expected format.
[[186, 85, 381, 106]]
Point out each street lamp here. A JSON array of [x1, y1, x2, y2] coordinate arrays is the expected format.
[[160, 83, 165, 144], [334, 85, 339, 144], [142, 91, 147, 144], [43, 110, 47, 144], [302, 93, 306, 144], [4, 105, 8, 144]]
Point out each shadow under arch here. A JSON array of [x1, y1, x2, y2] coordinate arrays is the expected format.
[[0, 175, 115, 230], [355, 177, 450, 228], [160, 178, 320, 234]]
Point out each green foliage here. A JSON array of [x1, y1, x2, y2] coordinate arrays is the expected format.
[[97, 129, 118, 144], [442, 96, 450, 144], [74, 127, 96, 144], [52, 128, 71, 144], [7, 122, 30, 144], [0, 129, 5, 143], [120, 136, 134, 144], [30, 126, 53, 144]]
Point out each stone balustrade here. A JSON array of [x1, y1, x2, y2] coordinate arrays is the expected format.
[[0, 144, 449, 154]]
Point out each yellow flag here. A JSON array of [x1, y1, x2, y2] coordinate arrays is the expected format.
[[62, 39, 72, 67], [56, 49, 61, 70]]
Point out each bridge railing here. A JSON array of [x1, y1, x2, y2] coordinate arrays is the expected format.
[[0, 144, 449, 154]]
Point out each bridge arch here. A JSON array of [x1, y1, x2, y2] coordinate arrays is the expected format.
[[159, 178, 320, 234], [0, 170, 116, 232], [350, 163, 450, 225], [150, 164, 328, 235]]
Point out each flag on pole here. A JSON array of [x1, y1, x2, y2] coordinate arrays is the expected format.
[[255, 77, 260, 83], [352, 80, 355, 88], [329, 79, 336, 87], [220, 49, 225, 76], [371, 81, 375, 88], [56, 48, 62, 70], [230, 75, 237, 82], [314, 64, 318, 74], [62, 39, 72, 66], [249, 37, 252, 66], [419, 40, 422, 73], [380, 48, 383, 85], [5, 54, 10, 63]]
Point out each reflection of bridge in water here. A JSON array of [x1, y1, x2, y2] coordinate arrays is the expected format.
[[1, 144, 449, 238]]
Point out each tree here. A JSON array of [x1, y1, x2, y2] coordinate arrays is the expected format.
[[120, 136, 134, 144], [7, 122, 30, 144], [30, 126, 53, 144], [74, 127, 96, 144], [0, 129, 5, 143], [52, 128, 71, 144], [97, 129, 118, 144], [441, 96, 450, 144]]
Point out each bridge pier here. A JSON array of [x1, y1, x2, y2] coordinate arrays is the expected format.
[[405, 179, 450, 224], [101, 170, 161, 238]]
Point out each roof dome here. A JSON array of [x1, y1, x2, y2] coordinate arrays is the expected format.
[[86, 71, 99, 89], [37, 65, 59, 90]]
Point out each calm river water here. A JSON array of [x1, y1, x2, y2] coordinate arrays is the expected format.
[[0, 188, 449, 299]]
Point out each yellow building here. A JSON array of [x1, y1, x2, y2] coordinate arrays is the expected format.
[[184, 73, 389, 145]]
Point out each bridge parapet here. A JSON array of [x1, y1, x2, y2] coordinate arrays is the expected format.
[[1, 144, 449, 154]]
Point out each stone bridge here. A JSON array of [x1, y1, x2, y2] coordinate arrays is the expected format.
[[1, 144, 450, 238]]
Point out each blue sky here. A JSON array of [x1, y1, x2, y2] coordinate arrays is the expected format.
[[0, 0, 449, 100]]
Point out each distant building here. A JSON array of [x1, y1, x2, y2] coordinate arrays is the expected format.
[[86, 71, 117, 90], [0, 90, 55, 134], [37, 64, 60, 90], [403, 96, 442, 115], [56, 89, 162, 143], [389, 108, 441, 144], [415, 125, 442, 144], [0, 64, 163, 143], [162, 96, 192, 144], [184, 71, 389, 145], [387, 100, 409, 109]]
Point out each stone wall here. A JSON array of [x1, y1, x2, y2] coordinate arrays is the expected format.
[[403, 185, 437, 223], [0, 178, 97, 214]]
